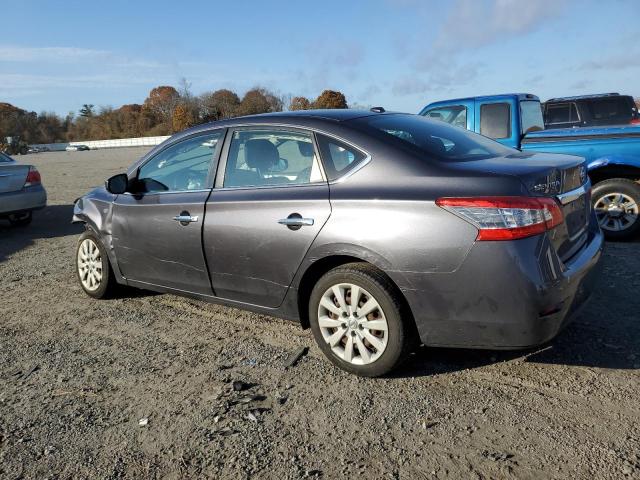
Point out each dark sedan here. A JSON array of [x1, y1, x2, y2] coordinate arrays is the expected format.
[[73, 110, 603, 376]]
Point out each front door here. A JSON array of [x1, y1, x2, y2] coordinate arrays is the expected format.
[[204, 127, 331, 307], [111, 130, 224, 295]]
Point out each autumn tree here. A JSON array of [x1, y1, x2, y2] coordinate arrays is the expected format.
[[200, 89, 240, 121], [313, 90, 348, 109], [143, 86, 180, 124], [289, 96, 312, 111], [238, 87, 284, 116], [172, 104, 196, 132]]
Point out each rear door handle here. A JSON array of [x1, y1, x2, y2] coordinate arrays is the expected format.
[[278, 218, 314, 226], [278, 214, 314, 230], [173, 213, 199, 224]]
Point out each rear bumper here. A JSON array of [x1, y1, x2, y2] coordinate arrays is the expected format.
[[0, 185, 47, 216], [403, 220, 604, 349]]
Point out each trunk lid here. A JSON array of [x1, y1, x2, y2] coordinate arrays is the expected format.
[[448, 151, 590, 260], [0, 163, 29, 193]]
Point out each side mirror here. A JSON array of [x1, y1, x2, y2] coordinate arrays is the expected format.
[[105, 173, 129, 194]]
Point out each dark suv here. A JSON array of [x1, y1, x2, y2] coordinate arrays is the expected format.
[[543, 93, 640, 129]]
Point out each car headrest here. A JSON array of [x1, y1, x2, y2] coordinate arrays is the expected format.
[[297, 141, 314, 157], [245, 139, 279, 171]]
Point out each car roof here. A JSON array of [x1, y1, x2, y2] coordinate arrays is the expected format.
[[545, 93, 629, 103], [238, 109, 385, 122], [422, 93, 539, 113]]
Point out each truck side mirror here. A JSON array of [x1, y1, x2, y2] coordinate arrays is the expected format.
[[105, 173, 129, 194]]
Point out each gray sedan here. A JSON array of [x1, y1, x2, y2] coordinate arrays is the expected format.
[[0, 152, 47, 226], [73, 110, 603, 376]]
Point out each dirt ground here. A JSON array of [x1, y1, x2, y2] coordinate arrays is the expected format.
[[1, 147, 639, 479]]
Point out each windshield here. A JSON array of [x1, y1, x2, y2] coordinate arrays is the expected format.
[[520, 100, 544, 133], [352, 114, 513, 162]]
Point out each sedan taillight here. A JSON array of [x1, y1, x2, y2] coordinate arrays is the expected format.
[[24, 166, 41, 187], [436, 196, 564, 241]]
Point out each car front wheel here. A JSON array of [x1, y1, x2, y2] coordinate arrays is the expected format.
[[76, 231, 117, 298], [309, 263, 414, 377]]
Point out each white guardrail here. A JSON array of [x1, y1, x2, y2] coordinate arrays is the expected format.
[[31, 135, 171, 151]]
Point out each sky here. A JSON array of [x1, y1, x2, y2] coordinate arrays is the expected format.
[[1, 0, 638, 115]]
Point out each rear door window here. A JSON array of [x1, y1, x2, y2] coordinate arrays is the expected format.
[[480, 103, 511, 139], [315, 135, 367, 181]]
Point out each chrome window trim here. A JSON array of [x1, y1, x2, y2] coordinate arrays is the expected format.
[[120, 188, 212, 197]]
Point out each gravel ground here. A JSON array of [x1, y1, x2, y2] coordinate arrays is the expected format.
[[1, 147, 639, 479]]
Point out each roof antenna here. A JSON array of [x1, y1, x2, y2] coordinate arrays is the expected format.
[[370, 106, 386, 113]]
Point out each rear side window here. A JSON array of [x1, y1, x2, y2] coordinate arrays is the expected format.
[[585, 98, 632, 124], [424, 105, 467, 129], [480, 103, 510, 139], [0, 152, 13, 163], [316, 135, 367, 181], [545, 103, 579, 125]]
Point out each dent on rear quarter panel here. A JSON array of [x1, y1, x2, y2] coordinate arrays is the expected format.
[[310, 198, 478, 290]]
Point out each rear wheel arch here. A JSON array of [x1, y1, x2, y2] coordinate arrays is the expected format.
[[296, 255, 416, 334], [588, 164, 640, 185]]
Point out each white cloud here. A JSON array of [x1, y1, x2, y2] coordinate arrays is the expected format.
[[0, 45, 110, 62]]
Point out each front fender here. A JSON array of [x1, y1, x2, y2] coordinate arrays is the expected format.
[[72, 189, 125, 283]]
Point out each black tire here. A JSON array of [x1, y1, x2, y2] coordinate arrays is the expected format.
[[8, 212, 32, 227], [76, 230, 118, 299], [592, 179, 640, 240], [308, 263, 415, 377]]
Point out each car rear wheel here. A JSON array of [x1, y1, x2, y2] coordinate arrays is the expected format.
[[592, 179, 640, 240], [8, 212, 32, 227], [76, 231, 117, 298], [309, 263, 413, 377]]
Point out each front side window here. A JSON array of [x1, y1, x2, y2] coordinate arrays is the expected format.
[[223, 129, 324, 188], [351, 114, 513, 162], [586, 98, 631, 124], [545, 103, 579, 125], [520, 101, 545, 134], [137, 131, 223, 193], [480, 103, 511, 139], [424, 105, 468, 129]]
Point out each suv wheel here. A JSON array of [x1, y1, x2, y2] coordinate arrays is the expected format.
[[592, 179, 640, 240], [76, 231, 117, 298], [309, 263, 413, 377]]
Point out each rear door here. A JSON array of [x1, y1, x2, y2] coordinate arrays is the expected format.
[[111, 130, 224, 295], [204, 127, 331, 308], [0, 154, 28, 193]]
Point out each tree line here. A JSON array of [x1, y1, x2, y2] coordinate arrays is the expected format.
[[0, 84, 349, 144]]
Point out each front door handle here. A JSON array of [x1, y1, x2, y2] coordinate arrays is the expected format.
[[278, 213, 314, 230], [173, 211, 199, 225]]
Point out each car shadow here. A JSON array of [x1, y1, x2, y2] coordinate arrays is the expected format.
[[393, 241, 640, 378], [0, 204, 82, 264]]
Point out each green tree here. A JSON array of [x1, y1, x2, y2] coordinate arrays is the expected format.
[[79, 104, 94, 117]]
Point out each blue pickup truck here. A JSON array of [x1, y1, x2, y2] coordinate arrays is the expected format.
[[420, 93, 640, 240]]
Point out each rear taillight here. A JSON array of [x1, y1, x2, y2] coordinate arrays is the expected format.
[[24, 166, 41, 187], [631, 118, 640, 125], [436, 196, 564, 241]]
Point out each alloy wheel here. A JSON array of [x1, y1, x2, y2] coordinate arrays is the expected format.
[[317, 283, 388, 365], [77, 238, 103, 291], [594, 192, 639, 232]]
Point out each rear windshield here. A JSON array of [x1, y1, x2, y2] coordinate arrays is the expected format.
[[352, 114, 513, 162]]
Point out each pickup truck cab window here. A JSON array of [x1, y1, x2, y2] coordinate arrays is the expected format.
[[137, 132, 223, 193], [223, 129, 324, 188], [545, 102, 579, 126], [480, 103, 511, 139], [424, 105, 467, 129]]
